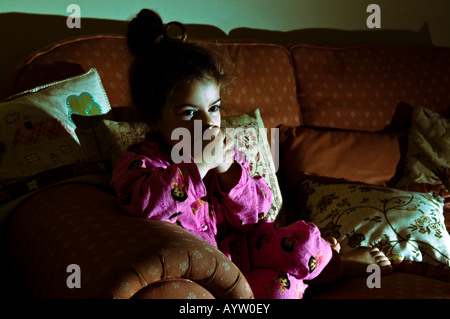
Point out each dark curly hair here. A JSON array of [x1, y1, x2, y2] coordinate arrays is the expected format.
[[127, 9, 232, 125]]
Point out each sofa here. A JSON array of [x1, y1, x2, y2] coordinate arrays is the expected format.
[[1, 32, 450, 299]]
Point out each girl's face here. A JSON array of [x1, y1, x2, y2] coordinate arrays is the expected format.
[[157, 78, 222, 149]]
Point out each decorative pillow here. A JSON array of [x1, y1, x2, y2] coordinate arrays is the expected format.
[[0, 68, 112, 226], [102, 109, 283, 222], [278, 125, 404, 188], [396, 106, 450, 191], [102, 120, 151, 165], [300, 180, 450, 272], [221, 108, 282, 222]]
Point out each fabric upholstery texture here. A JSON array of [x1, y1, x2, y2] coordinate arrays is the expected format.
[[9, 36, 132, 108], [211, 43, 301, 128], [6, 183, 253, 299], [8, 37, 300, 131], [290, 44, 450, 131]]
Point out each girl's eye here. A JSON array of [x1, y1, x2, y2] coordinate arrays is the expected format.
[[209, 104, 221, 112], [181, 109, 195, 117]]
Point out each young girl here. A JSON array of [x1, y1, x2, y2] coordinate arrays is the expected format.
[[111, 9, 392, 299]]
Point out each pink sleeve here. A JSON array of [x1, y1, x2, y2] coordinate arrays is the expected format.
[[110, 150, 206, 224], [215, 149, 272, 231]]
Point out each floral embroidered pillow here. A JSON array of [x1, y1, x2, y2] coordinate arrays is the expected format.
[[0, 68, 111, 226], [221, 108, 282, 222], [299, 180, 450, 270], [396, 106, 450, 191]]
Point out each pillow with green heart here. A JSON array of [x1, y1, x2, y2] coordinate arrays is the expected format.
[[0, 68, 112, 226], [299, 179, 450, 272]]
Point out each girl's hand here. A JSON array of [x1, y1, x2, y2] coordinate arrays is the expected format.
[[213, 132, 242, 193], [194, 126, 229, 177], [193, 127, 241, 191], [214, 131, 235, 174]]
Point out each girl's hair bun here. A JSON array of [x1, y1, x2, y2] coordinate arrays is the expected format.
[[127, 8, 232, 123], [127, 9, 165, 55]]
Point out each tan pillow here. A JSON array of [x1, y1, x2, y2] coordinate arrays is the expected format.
[[221, 108, 282, 222], [102, 120, 151, 165], [278, 125, 404, 188]]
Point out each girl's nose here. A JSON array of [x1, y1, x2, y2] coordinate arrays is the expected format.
[[198, 112, 219, 137], [199, 112, 215, 127]]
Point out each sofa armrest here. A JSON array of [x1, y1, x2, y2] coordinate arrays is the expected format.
[[5, 183, 253, 299]]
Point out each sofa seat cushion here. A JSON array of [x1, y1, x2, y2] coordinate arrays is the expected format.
[[306, 272, 450, 299]]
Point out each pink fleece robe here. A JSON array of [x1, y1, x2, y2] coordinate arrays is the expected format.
[[110, 136, 342, 299], [110, 137, 272, 246]]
